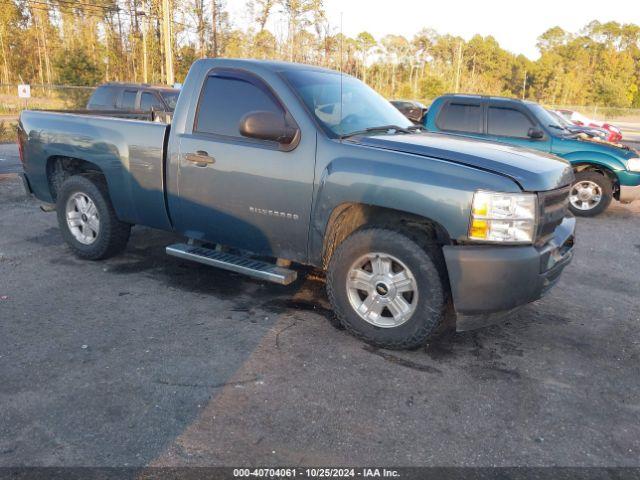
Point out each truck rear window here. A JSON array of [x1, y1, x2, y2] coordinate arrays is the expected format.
[[438, 102, 482, 133]]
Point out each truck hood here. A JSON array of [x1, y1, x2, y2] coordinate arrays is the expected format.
[[565, 135, 638, 159], [351, 132, 574, 192]]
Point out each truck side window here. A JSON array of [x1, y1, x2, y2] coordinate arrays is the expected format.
[[119, 89, 138, 110], [488, 107, 533, 138], [88, 86, 118, 109], [141, 92, 163, 111], [437, 102, 482, 133], [195, 75, 284, 138]]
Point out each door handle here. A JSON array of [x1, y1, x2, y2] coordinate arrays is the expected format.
[[185, 150, 215, 166]]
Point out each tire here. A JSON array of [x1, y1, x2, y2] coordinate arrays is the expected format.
[[568, 171, 613, 217], [56, 175, 131, 260], [326, 228, 447, 350]]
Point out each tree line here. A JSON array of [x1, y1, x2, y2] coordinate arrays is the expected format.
[[1, 0, 639, 108]]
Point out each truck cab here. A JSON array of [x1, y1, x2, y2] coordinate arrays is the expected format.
[[424, 95, 640, 216]]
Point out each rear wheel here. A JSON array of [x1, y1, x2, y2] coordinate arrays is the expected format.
[[327, 228, 447, 350], [56, 175, 131, 260], [568, 171, 612, 217]]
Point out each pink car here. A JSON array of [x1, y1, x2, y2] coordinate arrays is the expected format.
[[557, 109, 623, 142]]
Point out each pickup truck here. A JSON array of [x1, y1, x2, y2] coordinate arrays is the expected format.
[[18, 59, 576, 350], [423, 94, 640, 217]]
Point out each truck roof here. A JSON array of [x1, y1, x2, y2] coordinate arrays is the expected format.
[[194, 57, 341, 75], [438, 93, 537, 105], [100, 82, 180, 92]]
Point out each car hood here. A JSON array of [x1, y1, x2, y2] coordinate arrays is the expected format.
[[350, 132, 574, 192]]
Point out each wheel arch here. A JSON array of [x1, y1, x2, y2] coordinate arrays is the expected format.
[[320, 202, 452, 269], [46, 155, 107, 202], [572, 162, 619, 195]]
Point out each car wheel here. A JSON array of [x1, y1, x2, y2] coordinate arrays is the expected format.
[[326, 228, 447, 350], [56, 175, 131, 260], [568, 171, 613, 217]]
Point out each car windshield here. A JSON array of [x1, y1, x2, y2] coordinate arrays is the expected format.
[[529, 103, 567, 131], [546, 109, 572, 127], [160, 90, 180, 110], [282, 69, 413, 137]]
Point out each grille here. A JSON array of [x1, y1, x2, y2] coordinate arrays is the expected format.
[[536, 185, 570, 246]]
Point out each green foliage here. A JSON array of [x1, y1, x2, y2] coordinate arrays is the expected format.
[[54, 47, 103, 86]]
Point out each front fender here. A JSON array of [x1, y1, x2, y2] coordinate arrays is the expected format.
[[561, 150, 626, 173], [308, 149, 521, 265]]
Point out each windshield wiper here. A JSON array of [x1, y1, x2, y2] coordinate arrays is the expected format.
[[547, 124, 567, 131], [340, 124, 416, 139]]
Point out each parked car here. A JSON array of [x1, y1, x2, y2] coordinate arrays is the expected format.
[[87, 83, 180, 116], [547, 109, 608, 140], [390, 100, 428, 124], [423, 94, 640, 216], [557, 109, 623, 142], [18, 59, 575, 349]]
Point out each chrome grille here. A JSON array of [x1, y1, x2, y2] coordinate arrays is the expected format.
[[536, 186, 570, 246]]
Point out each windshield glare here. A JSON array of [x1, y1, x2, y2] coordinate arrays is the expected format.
[[283, 69, 413, 137]]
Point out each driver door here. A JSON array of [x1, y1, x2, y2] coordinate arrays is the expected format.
[[172, 69, 316, 261]]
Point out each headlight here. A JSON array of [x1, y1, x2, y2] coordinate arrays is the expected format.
[[469, 191, 537, 243], [627, 158, 640, 172]]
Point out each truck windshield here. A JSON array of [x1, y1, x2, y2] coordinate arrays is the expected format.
[[528, 103, 567, 132], [160, 91, 180, 110], [282, 69, 413, 137]]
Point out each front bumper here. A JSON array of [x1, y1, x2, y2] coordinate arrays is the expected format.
[[619, 184, 640, 204], [443, 216, 575, 330]]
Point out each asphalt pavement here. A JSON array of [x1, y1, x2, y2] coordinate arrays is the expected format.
[[0, 144, 21, 174], [1, 170, 639, 467]]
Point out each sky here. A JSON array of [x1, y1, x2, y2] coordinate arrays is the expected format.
[[228, 0, 640, 59]]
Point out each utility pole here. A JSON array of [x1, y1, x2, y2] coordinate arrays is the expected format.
[[522, 70, 527, 100], [162, 0, 174, 85]]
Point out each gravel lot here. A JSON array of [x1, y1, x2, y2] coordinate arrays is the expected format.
[[1, 157, 640, 467]]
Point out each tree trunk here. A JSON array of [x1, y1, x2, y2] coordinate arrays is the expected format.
[[0, 24, 10, 84], [211, 0, 219, 57]]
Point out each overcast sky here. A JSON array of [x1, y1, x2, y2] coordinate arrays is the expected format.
[[228, 0, 640, 59]]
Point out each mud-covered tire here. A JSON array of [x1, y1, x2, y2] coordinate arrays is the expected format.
[[56, 175, 131, 260], [569, 171, 613, 217], [326, 228, 447, 350]]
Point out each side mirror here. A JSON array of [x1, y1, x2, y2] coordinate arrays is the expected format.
[[239, 111, 298, 144], [528, 127, 544, 139]]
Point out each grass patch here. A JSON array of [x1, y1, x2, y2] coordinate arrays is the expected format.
[[0, 120, 18, 144]]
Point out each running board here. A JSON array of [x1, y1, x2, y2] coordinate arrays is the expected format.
[[166, 243, 297, 285]]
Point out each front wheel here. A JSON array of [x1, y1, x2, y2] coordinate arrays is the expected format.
[[568, 171, 613, 217], [56, 175, 131, 260], [326, 228, 447, 350]]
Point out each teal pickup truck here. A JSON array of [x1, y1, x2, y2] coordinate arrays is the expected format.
[[18, 59, 575, 349], [424, 95, 640, 216]]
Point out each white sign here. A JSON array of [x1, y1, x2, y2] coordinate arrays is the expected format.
[[18, 84, 31, 98]]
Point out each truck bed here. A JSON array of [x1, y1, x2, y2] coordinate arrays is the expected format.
[[19, 111, 172, 230]]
